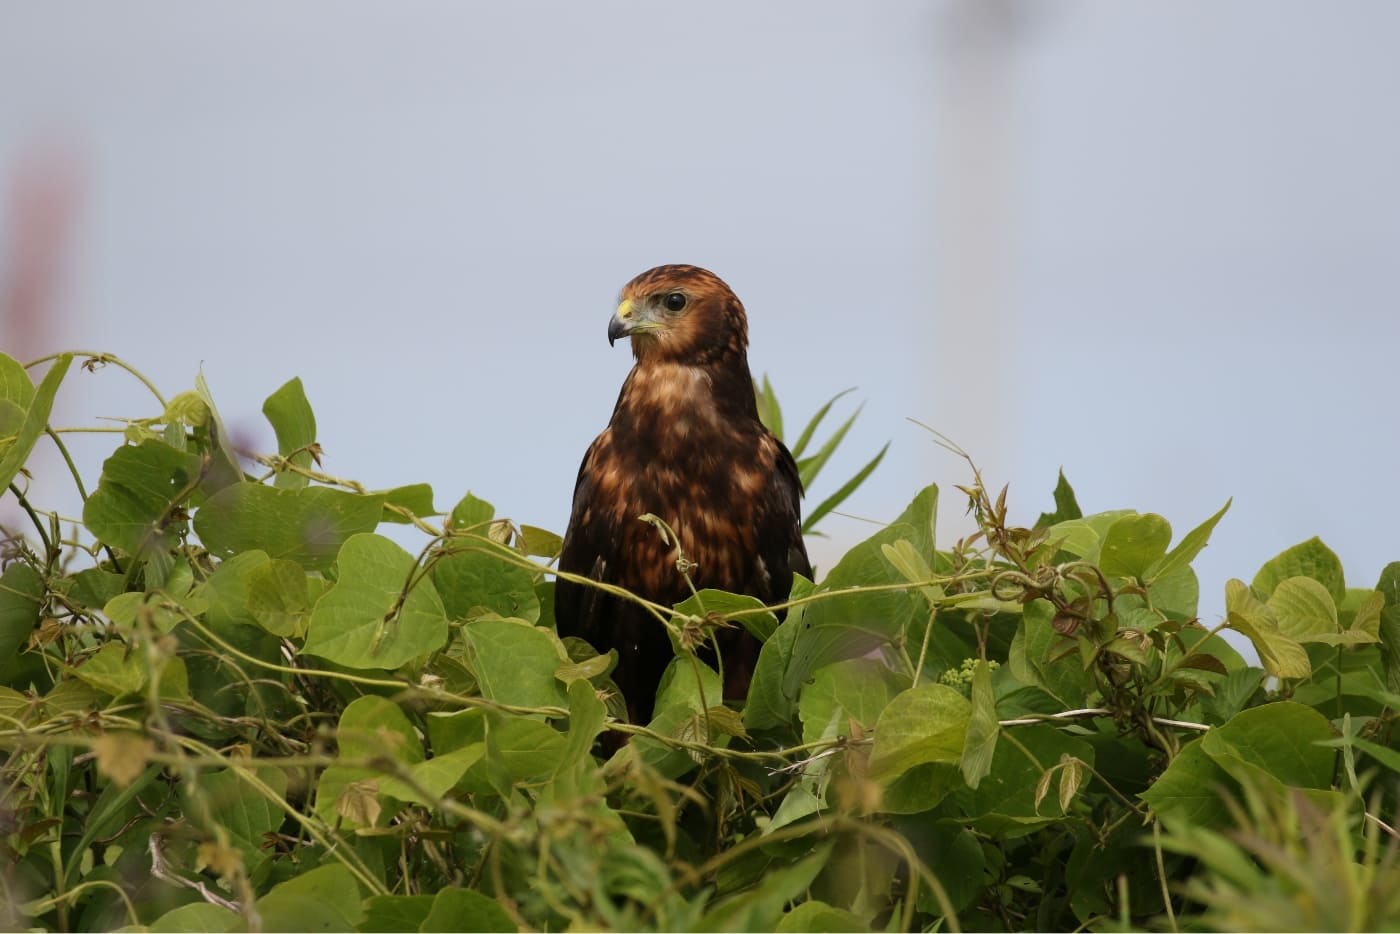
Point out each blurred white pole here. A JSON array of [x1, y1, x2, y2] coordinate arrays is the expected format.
[[930, 0, 1021, 539]]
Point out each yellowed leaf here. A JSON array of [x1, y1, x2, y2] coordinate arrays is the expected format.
[[92, 732, 154, 787], [196, 840, 244, 879], [336, 778, 382, 827]]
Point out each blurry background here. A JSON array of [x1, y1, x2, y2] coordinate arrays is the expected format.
[[2, 1, 1397, 624]]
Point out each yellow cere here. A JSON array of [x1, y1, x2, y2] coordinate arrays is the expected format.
[[615, 298, 634, 321]]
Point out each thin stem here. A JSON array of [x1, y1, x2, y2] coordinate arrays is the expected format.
[[25, 351, 168, 408], [7, 483, 53, 556], [1153, 820, 1178, 932], [43, 427, 89, 501], [910, 605, 936, 688], [996, 707, 1210, 733]]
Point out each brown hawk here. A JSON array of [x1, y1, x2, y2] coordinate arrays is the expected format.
[[555, 264, 811, 724]]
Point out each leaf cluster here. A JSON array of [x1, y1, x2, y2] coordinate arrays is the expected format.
[[2, 354, 1400, 932]]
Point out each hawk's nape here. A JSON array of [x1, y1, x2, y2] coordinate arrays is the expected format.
[[554, 264, 811, 726]]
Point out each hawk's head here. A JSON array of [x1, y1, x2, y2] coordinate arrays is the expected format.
[[608, 265, 749, 365]]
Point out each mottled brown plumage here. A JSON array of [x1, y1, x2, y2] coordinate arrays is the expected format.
[[555, 265, 811, 725]]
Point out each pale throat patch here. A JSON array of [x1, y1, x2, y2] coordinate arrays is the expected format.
[[630, 363, 718, 425]]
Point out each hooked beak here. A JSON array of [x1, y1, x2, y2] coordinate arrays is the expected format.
[[607, 311, 629, 346], [608, 297, 642, 347]]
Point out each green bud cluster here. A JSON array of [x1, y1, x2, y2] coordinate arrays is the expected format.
[[938, 657, 999, 693]]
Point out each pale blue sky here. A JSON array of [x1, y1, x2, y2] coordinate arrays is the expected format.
[[2, 2, 1397, 624]]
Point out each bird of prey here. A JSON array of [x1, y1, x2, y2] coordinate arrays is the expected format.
[[555, 265, 811, 725]]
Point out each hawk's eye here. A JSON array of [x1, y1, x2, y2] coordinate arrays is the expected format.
[[662, 292, 687, 312]]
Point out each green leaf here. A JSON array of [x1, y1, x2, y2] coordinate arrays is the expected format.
[[634, 658, 726, 778], [1037, 511, 1123, 564], [246, 557, 318, 638], [696, 843, 833, 933], [1252, 536, 1346, 605], [199, 549, 318, 639], [337, 695, 424, 763], [961, 659, 999, 789], [776, 900, 867, 933], [192, 766, 288, 877], [360, 895, 435, 933], [68, 643, 147, 697], [1225, 578, 1311, 679], [448, 491, 494, 531], [0, 352, 36, 409], [1147, 565, 1200, 621], [1034, 469, 1082, 528], [1147, 498, 1231, 582], [744, 574, 812, 731], [1320, 733, 1400, 775], [1348, 589, 1383, 639], [0, 686, 31, 726], [83, 439, 202, 557], [1267, 576, 1338, 642], [517, 524, 563, 558], [1200, 701, 1335, 791], [1011, 600, 1092, 705], [193, 369, 244, 495], [867, 683, 969, 781], [900, 817, 986, 915], [1141, 736, 1236, 828], [460, 617, 568, 709], [1377, 562, 1400, 693], [880, 761, 963, 814], [378, 482, 436, 523], [433, 547, 540, 624], [796, 401, 864, 490], [955, 725, 1095, 837], [768, 766, 827, 832], [673, 588, 777, 643], [302, 533, 448, 669], [789, 386, 854, 460], [261, 376, 316, 490], [254, 863, 363, 932], [195, 484, 385, 571], [67, 567, 125, 609], [398, 744, 486, 804], [787, 485, 936, 697], [1200, 667, 1266, 725], [197, 549, 269, 631], [0, 353, 70, 495], [556, 677, 608, 776], [316, 695, 439, 824], [148, 903, 242, 933], [484, 714, 567, 784], [654, 652, 723, 716], [802, 441, 889, 534], [797, 657, 903, 745], [754, 373, 785, 440], [0, 562, 44, 660], [41, 677, 102, 717], [426, 708, 486, 755], [554, 651, 612, 684], [161, 388, 211, 432], [0, 399, 27, 443], [420, 887, 517, 932], [1099, 513, 1172, 581], [880, 538, 943, 606]]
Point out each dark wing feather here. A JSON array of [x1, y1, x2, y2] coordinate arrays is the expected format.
[[555, 433, 677, 725], [763, 435, 813, 589], [555, 434, 621, 657], [554, 439, 605, 642], [714, 433, 810, 702]]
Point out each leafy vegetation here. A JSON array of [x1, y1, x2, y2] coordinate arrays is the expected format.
[[3, 351, 1400, 932]]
